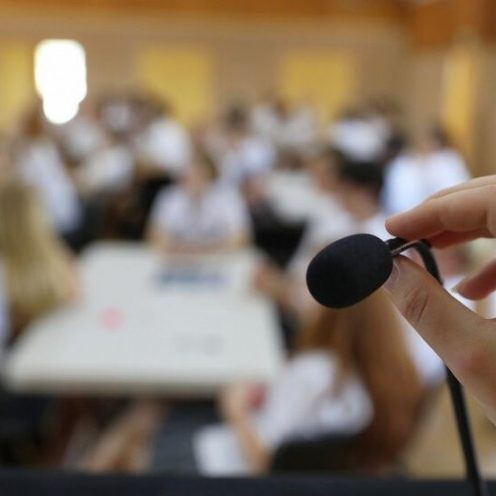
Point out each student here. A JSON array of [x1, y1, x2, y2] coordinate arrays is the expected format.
[[257, 157, 444, 382], [0, 179, 78, 336], [13, 106, 84, 249], [133, 98, 192, 180], [0, 179, 79, 464], [253, 150, 352, 321], [146, 150, 251, 254], [382, 125, 470, 215], [193, 290, 424, 475], [208, 105, 276, 187]]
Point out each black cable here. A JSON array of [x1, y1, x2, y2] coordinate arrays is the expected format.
[[398, 239, 488, 496]]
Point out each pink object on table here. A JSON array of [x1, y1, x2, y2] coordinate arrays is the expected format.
[[101, 308, 125, 330]]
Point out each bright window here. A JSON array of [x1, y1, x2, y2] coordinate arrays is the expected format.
[[34, 39, 87, 124]]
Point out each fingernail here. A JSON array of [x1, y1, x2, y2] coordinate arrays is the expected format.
[[383, 260, 399, 293], [450, 279, 467, 295]]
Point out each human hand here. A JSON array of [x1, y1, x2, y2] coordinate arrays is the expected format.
[[386, 175, 496, 300], [383, 177, 496, 423]]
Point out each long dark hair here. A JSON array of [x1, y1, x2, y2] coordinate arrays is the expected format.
[[297, 290, 424, 472]]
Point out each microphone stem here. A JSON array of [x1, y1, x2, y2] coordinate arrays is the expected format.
[[410, 241, 488, 496]]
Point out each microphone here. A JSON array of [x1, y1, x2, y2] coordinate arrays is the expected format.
[[306, 233, 420, 308], [306, 233, 488, 496]]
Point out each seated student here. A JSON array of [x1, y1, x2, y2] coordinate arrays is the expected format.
[[0, 179, 78, 336], [252, 152, 353, 326], [0, 179, 78, 464], [146, 150, 251, 254], [382, 125, 470, 216], [13, 106, 85, 251], [193, 290, 424, 475], [257, 157, 445, 382]]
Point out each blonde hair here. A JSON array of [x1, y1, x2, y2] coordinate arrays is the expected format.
[[0, 179, 72, 332]]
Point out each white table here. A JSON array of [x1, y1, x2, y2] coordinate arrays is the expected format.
[[4, 243, 284, 396]]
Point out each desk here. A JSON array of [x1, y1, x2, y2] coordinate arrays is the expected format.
[[4, 243, 284, 396]]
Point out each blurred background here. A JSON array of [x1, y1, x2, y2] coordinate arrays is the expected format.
[[0, 0, 495, 481]]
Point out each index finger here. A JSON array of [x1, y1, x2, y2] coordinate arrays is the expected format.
[[428, 175, 496, 200], [386, 186, 495, 242]]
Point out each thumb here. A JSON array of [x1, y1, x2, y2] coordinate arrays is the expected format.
[[383, 255, 486, 374]]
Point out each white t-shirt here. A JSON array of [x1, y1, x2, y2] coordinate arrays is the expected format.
[[194, 351, 373, 475], [149, 184, 250, 246], [17, 138, 82, 234]]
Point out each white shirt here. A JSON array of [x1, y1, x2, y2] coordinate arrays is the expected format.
[[194, 351, 373, 475], [78, 145, 134, 194], [251, 104, 317, 153], [421, 149, 470, 197], [219, 136, 275, 186], [61, 115, 106, 162], [149, 184, 250, 246], [17, 138, 82, 233], [330, 118, 387, 162], [383, 149, 470, 215], [135, 117, 192, 176]]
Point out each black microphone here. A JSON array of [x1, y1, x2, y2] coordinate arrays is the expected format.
[[306, 233, 421, 308], [306, 233, 488, 496]]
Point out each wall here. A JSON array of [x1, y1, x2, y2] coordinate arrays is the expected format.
[[0, 10, 408, 127]]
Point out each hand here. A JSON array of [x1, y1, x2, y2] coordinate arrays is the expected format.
[[386, 175, 496, 299], [383, 176, 496, 423]]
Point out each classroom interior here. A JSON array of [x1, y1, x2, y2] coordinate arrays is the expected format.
[[0, 0, 495, 480]]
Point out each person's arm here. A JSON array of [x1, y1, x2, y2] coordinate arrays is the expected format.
[[56, 242, 81, 303], [146, 225, 174, 253], [220, 384, 270, 473], [384, 175, 496, 424], [225, 230, 251, 251], [253, 262, 298, 313]]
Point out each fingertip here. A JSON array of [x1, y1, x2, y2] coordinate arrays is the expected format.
[[450, 280, 464, 296], [385, 214, 402, 236]]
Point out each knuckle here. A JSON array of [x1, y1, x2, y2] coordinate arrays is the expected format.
[[400, 284, 431, 328]]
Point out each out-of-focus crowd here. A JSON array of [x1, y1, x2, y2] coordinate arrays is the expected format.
[[0, 93, 470, 255], [0, 91, 473, 475]]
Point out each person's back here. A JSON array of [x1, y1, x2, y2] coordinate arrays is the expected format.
[[0, 179, 78, 335]]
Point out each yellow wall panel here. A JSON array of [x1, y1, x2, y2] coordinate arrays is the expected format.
[[442, 41, 479, 160], [137, 46, 213, 125], [279, 51, 356, 124], [0, 41, 33, 130]]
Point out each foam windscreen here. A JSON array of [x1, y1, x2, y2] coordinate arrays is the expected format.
[[306, 233, 393, 308]]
